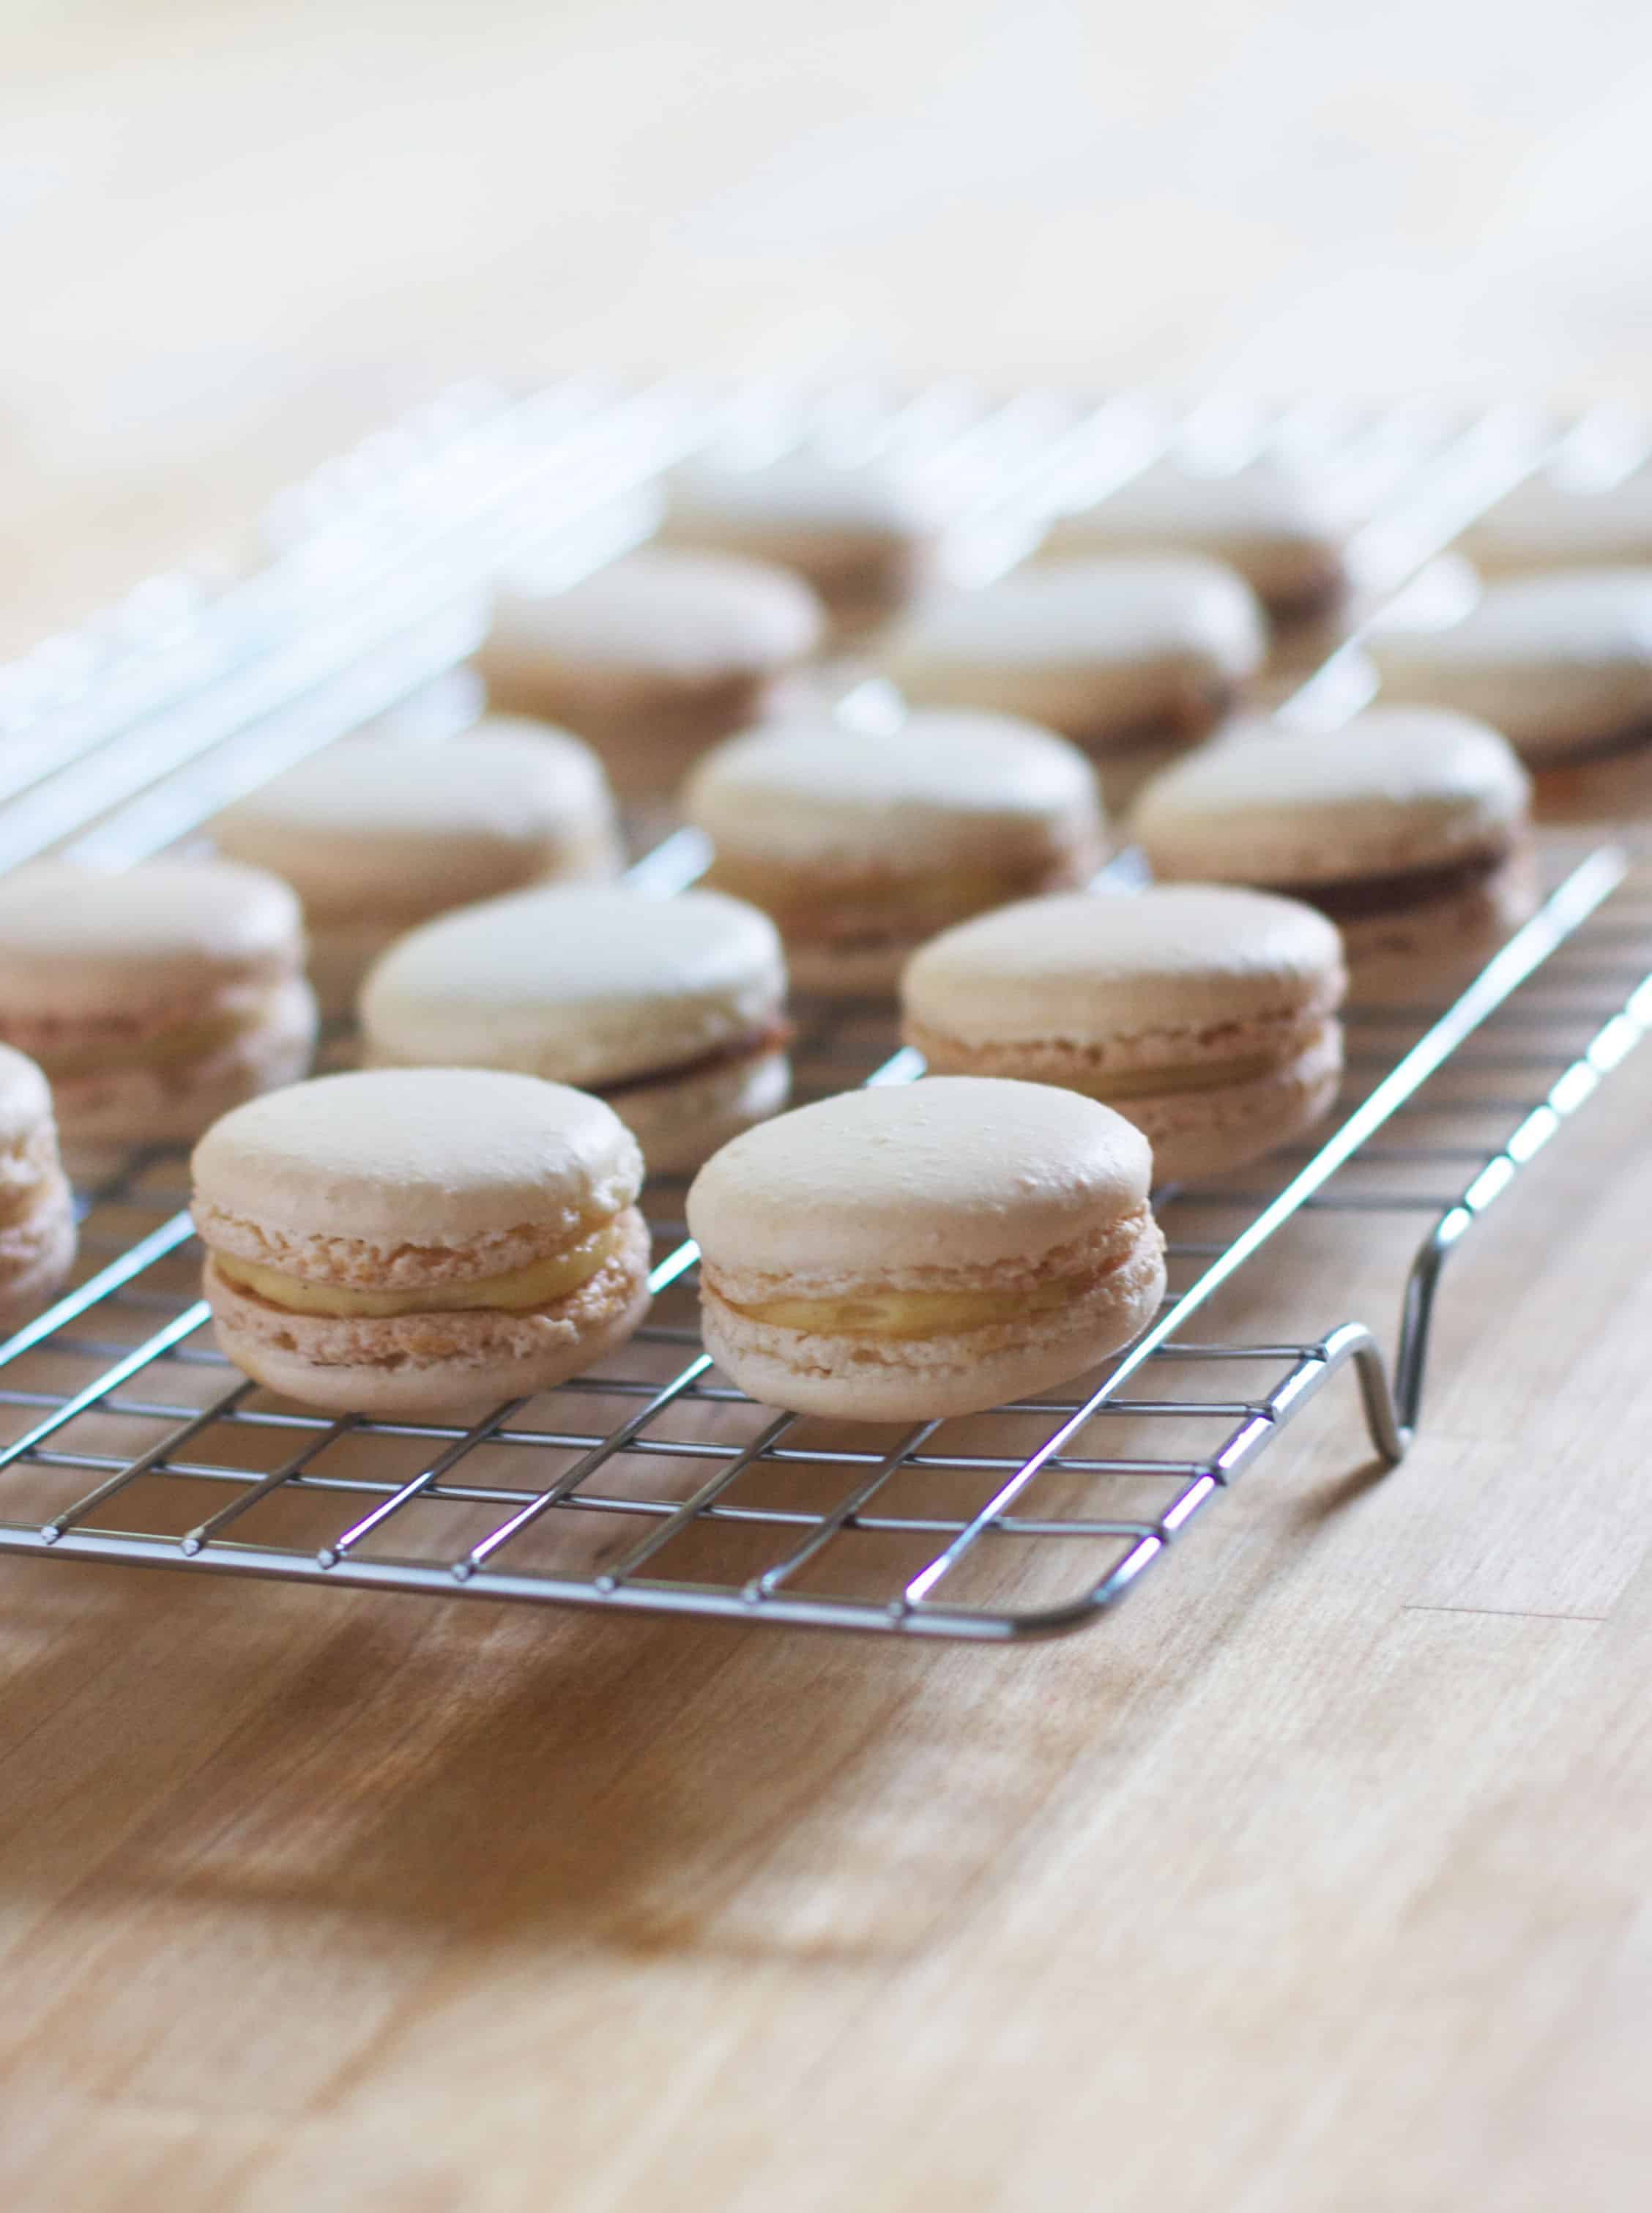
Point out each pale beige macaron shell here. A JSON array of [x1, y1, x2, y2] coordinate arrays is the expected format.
[[360, 885, 789, 1172], [663, 453, 956, 633], [901, 887, 1347, 1184], [212, 724, 620, 1016], [879, 555, 1267, 740], [1039, 459, 1353, 623], [193, 1068, 650, 1419], [193, 1068, 641, 1261], [0, 1043, 77, 1332], [1368, 570, 1652, 763], [686, 708, 1104, 873], [1131, 709, 1533, 882], [686, 707, 1106, 996], [475, 548, 828, 803], [483, 548, 825, 682], [1459, 469, 1652, 575], [687, 1076, 1166, 1421]]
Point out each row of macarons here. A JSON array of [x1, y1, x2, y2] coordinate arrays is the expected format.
[[0, 1036, 1163, 1424], [0, 689, 1532, 1178], [472, 442, 1652, 801], [0, 691, 1524, 1421]]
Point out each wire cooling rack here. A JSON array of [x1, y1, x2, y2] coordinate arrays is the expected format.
[[0, 380, 1648, 1639]]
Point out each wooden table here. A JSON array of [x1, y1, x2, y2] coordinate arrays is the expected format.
[[5, 7, 1652, 2206]]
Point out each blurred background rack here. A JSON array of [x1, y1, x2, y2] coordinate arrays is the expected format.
[[0, 378, 1648, 1640]]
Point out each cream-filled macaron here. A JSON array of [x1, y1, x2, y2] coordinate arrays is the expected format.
[[687, 1077, 1167, 1421], [664, 452, 954, 639], [879, 556, 1266, 777], [1368, 570, 1652, 776], [0, 1045, 77, 1332], [902, 888, 1345, 1183], [211, 721, 620, 1017], [193, 1068, 651, 1419], [686, 708, 1106, 998], [360, 885, 789, 1174], [0, 861, 316, 1157], [1131, 710, 1536, 998], [1459, 468, 1652, 576], [475, 548, 826, 797], [1040, 459, 1354, 636]]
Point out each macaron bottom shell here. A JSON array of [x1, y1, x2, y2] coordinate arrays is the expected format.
[[699, 1212, 1167, 1423], [1331, 842, 1540, 1005], [203, 1205, 653, 1421], [50, 975, 319, 1161], [609, 1044, 792, 1178], [907, 1021, 1344, 1187], [754, 852, 1103, 1003]]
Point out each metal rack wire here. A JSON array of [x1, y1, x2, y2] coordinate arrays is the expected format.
[[0, 380, 1648, 1640]]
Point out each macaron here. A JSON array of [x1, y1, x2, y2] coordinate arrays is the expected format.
[[0, 860, 317, 1157], [685, 708, 1106, 997], [1368, 568, 1652, 778], [211, 721, 620, 1016], [901, 888, 1345, 1183], [192, 1068, 651, 1419], [879, 556, 1267, 780], [0, 1045, 77, 1333], [1131, 710, 1536, 997], [360, 885, 789, 1174], [686, 1077, 1167, 1421], [1039, 458, 1354, 636], [663, 451, 954, 638], [474, 548, 826, 797], [1459, 467, 1652, 576]]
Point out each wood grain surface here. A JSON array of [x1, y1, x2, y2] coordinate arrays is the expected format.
[[5, 6, 1652, 2207]]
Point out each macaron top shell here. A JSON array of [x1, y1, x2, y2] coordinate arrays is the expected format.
[[1131, 710, 1531, 882], [1045, 458, 1348, 557], [1464, 475, 1652, 567], [360, 885, 786, 1086], [191, 1068, 643, 1251], [883, 556, 1266, 674], [0, 860, 304, 1019], [0, 1042, 54, 1153], [903, 887, 1344, 1045], [211, 726, 614, 910], [685, 710, 1103, 868], [485, 548, 825, 679], [1371, 568, 1652, 673], [686, 1076, 1153, 1278], [670, 453, 953, 534]]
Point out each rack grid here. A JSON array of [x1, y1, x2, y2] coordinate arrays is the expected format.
[[0, 381, 1648, 1640]]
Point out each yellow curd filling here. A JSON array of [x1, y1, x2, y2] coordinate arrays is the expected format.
[[213, 1220, 625, 1320], [37, 1007, 264, 1083], [723, 1276, 1086, 1343]]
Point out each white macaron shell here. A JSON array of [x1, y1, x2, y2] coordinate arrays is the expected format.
[[485, 548, 825, 680], [884, 555, 1267, 676], [687, 1076, 1153, 1282], [686, 709, 1104, 869], [360, 885, 786, 1087], [212, 725, 614, 918], [902, 886, 1345, 1046], [1369, 570, 1652, 750], [1131, 709, 1531, 881], [191, 1068, 642, 1250]]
